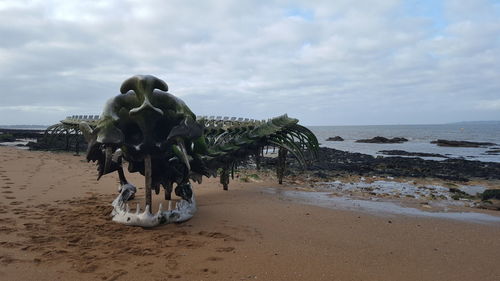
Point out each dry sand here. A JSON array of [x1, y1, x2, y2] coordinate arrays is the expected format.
[[1, 146, 500, 281]]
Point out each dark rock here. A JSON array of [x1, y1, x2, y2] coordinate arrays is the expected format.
[[484, 149, 500, 155], [431, 139, 496, 148], [27, 135, 87, 152], [378, 150, 448, 158], [478, 199, 500, 210], [449, 188, 475, 200], [0, 133, 16, 142], [277, 147, 500, 182], [0, 129, 44, 139], [326, 136, 344, 141], [356, 136, 408, 144], [481, 189, 500, 201], [313, 171, 329, 178]]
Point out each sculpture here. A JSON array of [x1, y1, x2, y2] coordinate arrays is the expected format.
[[80, 75, 318, 227]]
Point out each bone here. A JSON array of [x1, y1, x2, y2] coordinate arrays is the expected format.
[[144, 205, 151, 215], [104, 147, 113, 174], [110, 193, 197, 227], [111, 148, 123, 162], [135, 203, 140, 215]]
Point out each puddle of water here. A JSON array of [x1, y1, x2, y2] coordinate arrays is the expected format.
[[318, 179, 487, 201], [263, 188, 500, 224], [459, 185, 486, 196], [319, 180, 454, 200]]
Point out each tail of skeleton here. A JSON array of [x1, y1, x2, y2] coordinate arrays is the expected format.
[[198, 114, 319, 178]]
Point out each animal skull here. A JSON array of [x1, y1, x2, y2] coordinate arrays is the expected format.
[[82, 75, 207, 227]]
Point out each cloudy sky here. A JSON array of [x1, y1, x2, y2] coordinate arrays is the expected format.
[[0, 0, 499, 126]]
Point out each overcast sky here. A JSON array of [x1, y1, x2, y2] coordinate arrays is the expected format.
[[0, 0, 499, 126]]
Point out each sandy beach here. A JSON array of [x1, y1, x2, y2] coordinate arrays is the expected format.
[[1, 146, 500, 281]]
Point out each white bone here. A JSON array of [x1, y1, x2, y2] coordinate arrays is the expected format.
[[111, 193, 197, 227]]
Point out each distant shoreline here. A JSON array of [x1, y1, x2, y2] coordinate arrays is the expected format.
[[307, 120, 500, 127]]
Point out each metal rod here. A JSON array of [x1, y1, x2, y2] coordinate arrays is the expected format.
[[145, 154, 152, 213]]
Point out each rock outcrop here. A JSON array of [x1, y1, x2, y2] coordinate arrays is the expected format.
[[431, 139, 496, 147], [355, 136, 408, 144], [378, 150, 448, 158], [326, 136, 344, 141]]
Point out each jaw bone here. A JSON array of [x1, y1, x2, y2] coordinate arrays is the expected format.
[[111, 189, 197, 227]]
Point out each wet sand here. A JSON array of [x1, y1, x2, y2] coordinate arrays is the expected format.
[[1, 146, 500, 281]]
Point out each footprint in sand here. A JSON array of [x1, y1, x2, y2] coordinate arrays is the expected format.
[[0, 226, 17, 234], [175, 239, 204, 249], [216, 246, 235, 253], [0, 254, 17, 265], [103, 269, 128, 281], [9, 201, 23, 206], [76, 263, 98, 273], [4, 196, 16, 199], [1, 186, 10, 189], [1, 190, 12, 194], [201, 268, 218, 274], [206, 256, 224, 261], [0, 218, 15, 224], [198, 231, 244, 242]]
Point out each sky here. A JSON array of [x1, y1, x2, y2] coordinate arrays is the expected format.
[[0, 0, 499, 126]]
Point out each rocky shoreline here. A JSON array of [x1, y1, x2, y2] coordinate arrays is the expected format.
[[0, 128, 45, 139], [305, 147, 500, 182]]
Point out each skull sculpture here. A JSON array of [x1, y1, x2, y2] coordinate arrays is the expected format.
[[81, 75, 208, 227]]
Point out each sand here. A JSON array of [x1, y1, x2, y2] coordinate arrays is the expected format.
[[1, 146, 500, 281]]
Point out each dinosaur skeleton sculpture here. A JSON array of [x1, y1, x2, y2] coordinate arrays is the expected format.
[[80, 75, 318, 227]]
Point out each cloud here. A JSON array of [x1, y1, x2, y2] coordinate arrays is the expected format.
[[0, 105, 75, 112], [476, 99, 500, 110], [0, 0, 499, 125]]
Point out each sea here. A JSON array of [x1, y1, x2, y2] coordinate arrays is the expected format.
[[308, 122, 500, 163]]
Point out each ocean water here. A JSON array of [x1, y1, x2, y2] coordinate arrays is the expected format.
[[308, 123, 500, 163]]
